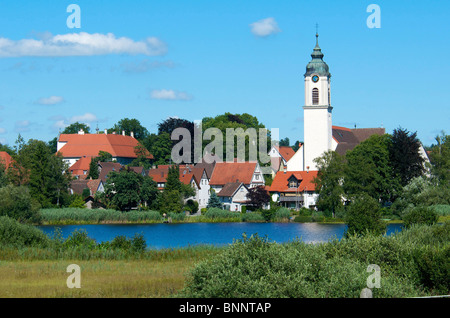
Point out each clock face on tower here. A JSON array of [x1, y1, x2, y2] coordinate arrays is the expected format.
[[312, 75, 319, 83]]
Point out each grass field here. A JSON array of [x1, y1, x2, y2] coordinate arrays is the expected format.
[[0, 249, 218, 298]]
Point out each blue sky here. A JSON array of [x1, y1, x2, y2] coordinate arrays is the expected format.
[[0, 0, 448, 147]]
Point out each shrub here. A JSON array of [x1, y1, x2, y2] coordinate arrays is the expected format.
[[203, 208, 240, 220], [110, 235, 132, 250], [402, 206, 439, 228], [430, 204, 450, 216], [241, 212, 265, 222], [63, 229, 97, 250], [294, 215, 312, 223], [131, 233, 147, 252], [274, 207, 291, 221], [344, 194, 386, 237], [69, 195, 86, 209], [0, 185, 41, 223], [0, 216, 50, 247], [179, 234, 421, 298]]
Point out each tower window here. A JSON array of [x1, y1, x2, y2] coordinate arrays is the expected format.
[[312, 88, 319, 105]]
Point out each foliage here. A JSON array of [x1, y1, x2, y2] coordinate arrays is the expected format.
[[40, 208, 162, 223], [241, 212, 265, 222], [143, 133, 172, 165], [185, 199, 199, 214], [203, 208, 240, 220], [8, 139, 72, 207], [246, 186, 271, 210], [428, 131, 450, 185], [62, 122, 91, 134], [207, 190, 222, 209], [402, 206, 439, 228], [0, 216, 50, 247], [274, 207, 291, 221], [109, 118, 149, 141], [0, 185, 41, 223], [389, 127, 425, 187], [344, 193, 386, 238], [69, 194, 86, 209], [313, 150, 346, 215], [158, 190, 184, 214], [345, 134, 400, 204], [87, 151, 113, 179]]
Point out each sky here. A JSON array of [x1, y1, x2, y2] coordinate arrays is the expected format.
[[0, 0, 448, 147]]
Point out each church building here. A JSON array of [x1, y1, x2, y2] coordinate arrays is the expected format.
[[269, 32, 385, 209]]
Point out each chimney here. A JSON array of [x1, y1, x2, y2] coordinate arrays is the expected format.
[[104, 129, 107, 135], [130, 131, 134, 138], [283, 165, 287, 174], [122, 130, 125, 136], [78, 129, 84, 135]]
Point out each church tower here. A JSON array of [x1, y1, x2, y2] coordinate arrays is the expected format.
[[303, 32, 332, 171]]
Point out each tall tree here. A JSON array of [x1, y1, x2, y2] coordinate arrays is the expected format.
[[428, 131, 450, 185], [110, 118, 149, 141], [389, 127, 425, 187], [344, 134, 400, 204], [246, 186, 271, 210], [313, 151, 346, 217], [104, 167, 143, 211], [143, 133, 173, 165], [62, 122, 91, 134]]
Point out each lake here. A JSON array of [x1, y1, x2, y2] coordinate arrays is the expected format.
[[39, 222, 404, 249]]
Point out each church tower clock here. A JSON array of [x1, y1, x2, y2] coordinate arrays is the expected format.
[[303, 32, 333, 171]]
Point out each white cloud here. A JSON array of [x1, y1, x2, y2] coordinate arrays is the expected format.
[[69, 112, 98, 124], [150, 89, 193, 101], [15, 120, 31, 133], [36, 96, 65, 105], [250, 17, 281, 37], [0, 32, 167, 57]]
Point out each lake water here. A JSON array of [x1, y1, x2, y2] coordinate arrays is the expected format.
[[38, 222, 404, 249]]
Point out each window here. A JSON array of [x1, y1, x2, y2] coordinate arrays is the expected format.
[[312, 88, 319, 105], [289, 180, 298, 188]]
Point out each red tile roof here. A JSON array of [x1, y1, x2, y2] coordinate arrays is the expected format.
[[269, 170, 319, 193], [277, 146, 296, 162], [0, 151, 12, 169], [57, 134, 153, 159], [209, 161, 258, 186], [69, 156, 93, 176]]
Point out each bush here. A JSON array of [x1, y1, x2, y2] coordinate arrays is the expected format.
[[241, 212, 265, 222], [63, 229, 97, 250], [293, 215, 312, 223], [344, 194, 386, 237], [402, 206, 439, 228], [0, 216, 50, 247], [430, 204, 450, 216], [203, 208, 240, 220], [274, 207, 291, 221], [179, 234, 422, 298], [0, 185, 41, 223]]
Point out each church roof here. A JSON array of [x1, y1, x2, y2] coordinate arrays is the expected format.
[[332, 126, 386, 156], [305, 33, 330, 77]]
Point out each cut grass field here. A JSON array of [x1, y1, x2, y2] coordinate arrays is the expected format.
[[0, 250, 219, 298]]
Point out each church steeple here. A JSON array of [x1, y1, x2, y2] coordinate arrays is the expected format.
[[305, 32, 330, 78]]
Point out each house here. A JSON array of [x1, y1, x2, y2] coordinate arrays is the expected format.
[[217, 182, 249, 212], [56, 129, 153, 167], [269, 169, 319, 209], [69, 178, 104, 204], [209, 160, 265, 194], [98, 161, 124, 183], [268, 145, 296, 176], [68, 156, 92, 179]]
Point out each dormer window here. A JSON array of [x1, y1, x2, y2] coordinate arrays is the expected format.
[[312, 88, 319, 105]]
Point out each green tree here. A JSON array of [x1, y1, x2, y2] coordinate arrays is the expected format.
[[402, 206, 438, 229], [428, 131, 450, 186], [389, 127, 425, 187], [143, 133, 172, 165], [110, 118, 149, 141], [130, 142, 153, 168], [0, 185, 41, 223], [62, 122, 91, 134], [344, 134, 400, 204], [104, 167, 143, 211], [140, 176, 159, 208], [8, 139, 71, 207], [207, 190, 223, 209], [344, 193, 386, 238], [0, 161, 8, 188], [87, 151, 113, 179], [279, 137, 290, 147], [313, 151, 346, 217]]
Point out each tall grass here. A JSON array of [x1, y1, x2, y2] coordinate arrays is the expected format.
[[40, 208, 162, 224]]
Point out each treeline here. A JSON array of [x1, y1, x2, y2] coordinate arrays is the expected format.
[[313, 128, 450, 234]]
